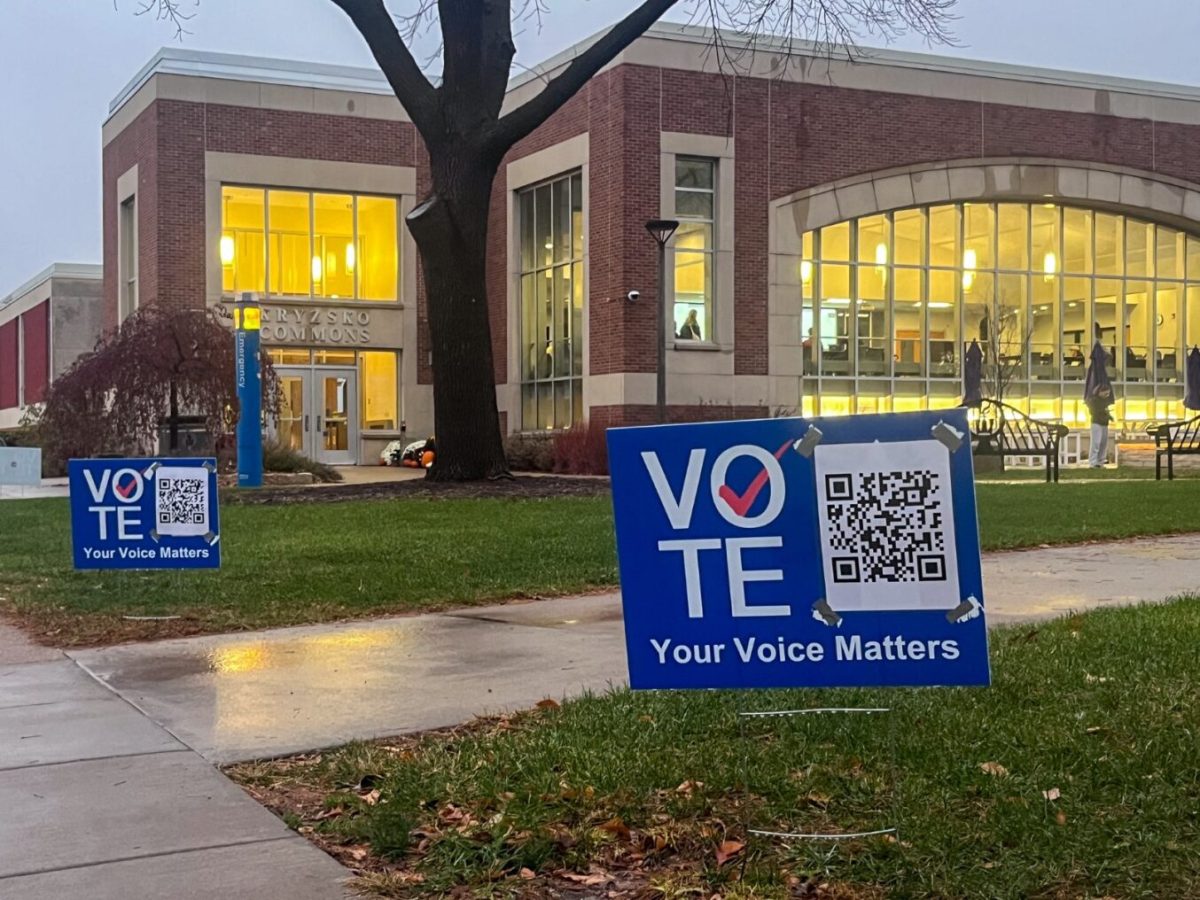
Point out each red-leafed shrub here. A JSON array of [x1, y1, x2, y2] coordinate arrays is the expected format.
[[30, 306, 277, 471], [552, 420, 609, 475]]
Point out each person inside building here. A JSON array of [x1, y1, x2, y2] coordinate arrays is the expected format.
[[677, 309, 702, 341], [1087, 384, 1113, 468]]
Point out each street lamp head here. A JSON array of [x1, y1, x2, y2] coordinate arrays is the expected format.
[[645, 218, 680, 247]]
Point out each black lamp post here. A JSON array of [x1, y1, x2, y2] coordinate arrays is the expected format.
[[646, 218, 679, 423]]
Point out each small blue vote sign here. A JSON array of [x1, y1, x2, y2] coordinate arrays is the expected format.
[[606, 409, 988, 690], [68, 458, 221, 570]]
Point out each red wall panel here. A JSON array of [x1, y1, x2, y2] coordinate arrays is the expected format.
[[0, 319, 17, 409], [20, 302, 49, 404]]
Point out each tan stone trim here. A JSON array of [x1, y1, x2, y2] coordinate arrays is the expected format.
[[203, 152, 415, 308], [619, 27, 1200, 127], [588, 372, 770, 408], [660, 134, 736, 366], [771, 158, 1200, 250]]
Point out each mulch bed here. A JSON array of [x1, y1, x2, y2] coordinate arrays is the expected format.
[[223, 474, 611, 505]]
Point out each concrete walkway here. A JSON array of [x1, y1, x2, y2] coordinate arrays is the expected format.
[[66, 533, 1200, 764], [4, 533, 1198, 898], [0, 626, 350, 899]]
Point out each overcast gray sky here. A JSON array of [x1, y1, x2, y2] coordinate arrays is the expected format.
[[4, 0, 1199, 290]]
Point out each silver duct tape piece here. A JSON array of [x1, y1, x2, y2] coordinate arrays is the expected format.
[[947, 595, 982, 623], [739, 707, 890, 718], [793, 425, 824, 458], [931, 420, 965, 452], [751, 827, 897, 841], [811, 598, 842, 628], [148, 529, 160, 543], [143, 461, 161, 478], [203, 461, 218, 474], [204, 532, 220, 546]]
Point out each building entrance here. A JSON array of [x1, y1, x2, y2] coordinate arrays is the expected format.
[[273, 366, 358, 465]]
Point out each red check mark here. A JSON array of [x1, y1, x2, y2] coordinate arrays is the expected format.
[[718, 440, 792, 517], [115, 477, 138, 499]]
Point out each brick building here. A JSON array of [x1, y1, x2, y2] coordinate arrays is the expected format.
[[102, 24, 1200, 464], [0, 265, 104, 432]]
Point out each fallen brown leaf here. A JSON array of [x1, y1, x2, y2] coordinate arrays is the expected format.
[[598, 817, 632, 842], [519, 867, 536, 880], [980, 761, 1009, 777], [1056, 810, 1068, 826], [536, 698, 561, 710], [714, 839, 745, 866]]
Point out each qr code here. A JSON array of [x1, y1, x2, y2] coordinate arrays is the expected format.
[[814, 440, 959, 611], [158, 477, 206, 525], [154, 466, 210, 538], [824, 469, 947, 584]]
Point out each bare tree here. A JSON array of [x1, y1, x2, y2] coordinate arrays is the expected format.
[[128, 0, 955, 480], [970, 283, 1035, 408]]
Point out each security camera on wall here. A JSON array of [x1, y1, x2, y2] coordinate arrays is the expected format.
[[627, 290, 641, 303]]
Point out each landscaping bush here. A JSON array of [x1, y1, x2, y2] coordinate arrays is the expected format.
[[552, 420, 609, 475], [32, 305, 277, 471], [504, 432, 555, 472], [262, 438, 343, 483]]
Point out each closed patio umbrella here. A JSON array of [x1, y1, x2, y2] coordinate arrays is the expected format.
[[1084, 340, 1114, 403], [961, 339, 983, 407], [1186, 347, 1200, 411]]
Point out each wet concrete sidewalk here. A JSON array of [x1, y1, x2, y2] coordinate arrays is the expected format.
[[0, 625, 351, 899], [67, 533, 1200, 765]]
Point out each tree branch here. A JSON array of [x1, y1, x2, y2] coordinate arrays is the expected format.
[[328, 0, 439, 130], [490, 0, 681, 153]]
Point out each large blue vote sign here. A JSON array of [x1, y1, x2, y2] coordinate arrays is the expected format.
[[69, 458, 221, 570], [607, 409, 988, 690]]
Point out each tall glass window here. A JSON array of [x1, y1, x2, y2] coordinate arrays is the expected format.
[[518, 171, 584, 430], [797, 201, 1200, 426], [673, 158, 716, 342], [221, 186, 398, 301]]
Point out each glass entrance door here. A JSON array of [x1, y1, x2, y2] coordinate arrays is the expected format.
[[315, 369, 357, 465], [276, 372, 309, 454], [270, 365, 358, 465]]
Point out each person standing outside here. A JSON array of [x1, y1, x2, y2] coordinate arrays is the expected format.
[[1087, 384, 1113, 468]]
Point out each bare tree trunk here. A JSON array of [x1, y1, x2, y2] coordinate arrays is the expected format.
[[407, 157, 509, 481], [168, 379, 179, 452]]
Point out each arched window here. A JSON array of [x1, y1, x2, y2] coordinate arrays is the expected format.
[[796, 202, 1200, 426]]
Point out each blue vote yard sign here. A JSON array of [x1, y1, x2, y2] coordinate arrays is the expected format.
[[69, 458, 221, 570], [607, 409, 988, 690]]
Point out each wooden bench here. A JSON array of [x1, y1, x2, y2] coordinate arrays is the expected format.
[[970, 398, 1069, 483], [1149, 415, 1200, 480]]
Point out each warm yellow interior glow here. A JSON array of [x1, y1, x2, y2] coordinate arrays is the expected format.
[[800, 259, 813, 285], [962, 248, 977, 290], [221, 187, 397, 301], [361, 351, 397, 431], [1043, 250, 1058, 281]]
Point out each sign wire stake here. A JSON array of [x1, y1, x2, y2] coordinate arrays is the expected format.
[[737, 705, 898, 854]]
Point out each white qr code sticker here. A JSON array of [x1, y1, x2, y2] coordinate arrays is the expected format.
[[154, 466, 210, 537], [814, 439, 959, 612]]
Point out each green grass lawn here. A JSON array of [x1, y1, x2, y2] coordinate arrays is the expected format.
[[4, 478, 1200, 644], [229, 599, 1200, 899]]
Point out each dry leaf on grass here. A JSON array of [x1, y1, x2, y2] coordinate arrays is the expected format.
[[1042, 787, 1061, 801], [536, 698, 561, 710], [598, 818, 632, 842], [519, 867, 536, 880], [558, 869, 609, 886], [979, 761, 1009, 777], [1056, 810, 1068, 826], [715, 840, 745, 866]]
